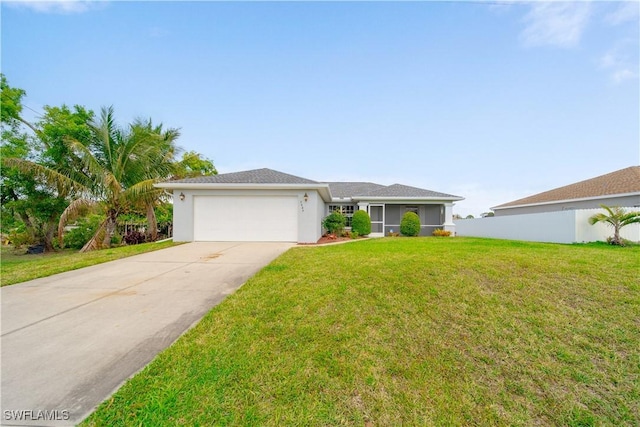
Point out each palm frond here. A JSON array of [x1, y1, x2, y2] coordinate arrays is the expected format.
[[80, 218, 108, 253], [2, 156, 88, 196], [57, 198, 97, 246]]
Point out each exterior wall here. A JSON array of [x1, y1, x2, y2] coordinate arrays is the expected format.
[[494, 195, 640, 216], [455, 208, 640, 244], [300, 190, 325, 243], [172, 189, 323, 243]]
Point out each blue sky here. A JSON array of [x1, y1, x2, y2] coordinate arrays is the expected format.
[[2, 0, 638, 216]]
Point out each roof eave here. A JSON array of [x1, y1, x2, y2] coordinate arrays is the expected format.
[[154, 182, 333, 202], [355, 196, 464, 203], [492, 191, 640, 211]]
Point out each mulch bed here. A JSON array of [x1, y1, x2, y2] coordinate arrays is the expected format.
[[298, 235, 360, 245]]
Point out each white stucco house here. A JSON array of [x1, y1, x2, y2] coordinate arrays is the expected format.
[[155, 168, 464, 243]]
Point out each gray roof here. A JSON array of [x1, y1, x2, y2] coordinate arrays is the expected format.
[[325, 182, 460, 199], [325, 182, 386, 198], [168, 168, 319, 184], [163, 168, 462, 200], [363, 183, 461, 198]]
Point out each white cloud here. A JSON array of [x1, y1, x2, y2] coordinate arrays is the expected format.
[[520, 1, 592, 48], [4, 0, 106, 14], [605, 1, 640, 26], [599, 39, 639, 84]]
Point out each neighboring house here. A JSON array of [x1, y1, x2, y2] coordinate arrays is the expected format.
[[492, 166, 640, 216], [155, 168, 463, 243]]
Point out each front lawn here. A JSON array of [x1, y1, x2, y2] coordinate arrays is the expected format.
[[84, 237, 639, 426], [1, 240, 181, 287]]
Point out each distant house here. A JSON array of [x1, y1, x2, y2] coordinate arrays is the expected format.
[[156, 168, 463, 243], [492, 166, 640, 216]]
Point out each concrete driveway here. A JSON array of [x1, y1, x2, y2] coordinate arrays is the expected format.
[[1, 241, 293, 426]]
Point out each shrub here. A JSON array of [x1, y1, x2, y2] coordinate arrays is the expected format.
[[351, 210, 371, 236], [323, 210, 346, 236], [400, 212, 421, 237], [7, 224, 32, 248], [63, 215, 103, 249], [432, 228, 452, 237]]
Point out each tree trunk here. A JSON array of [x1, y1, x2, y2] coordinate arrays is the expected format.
[[145, 203, 158, 242], [613, 224, 622, 245], [43, 222, 56, 253], [102, 211, 117, 248]]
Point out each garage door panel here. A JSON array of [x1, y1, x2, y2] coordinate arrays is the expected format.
[[194, 196, 298, 242]]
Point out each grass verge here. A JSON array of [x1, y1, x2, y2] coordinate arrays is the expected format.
[[82, 237, 639, 426], [1, 240, 181, 287]]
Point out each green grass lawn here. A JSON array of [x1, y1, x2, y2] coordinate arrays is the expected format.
[[0, 240, 181, 287], [81, 237, 639, 426]]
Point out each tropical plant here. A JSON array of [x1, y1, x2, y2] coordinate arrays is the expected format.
[[1, 75, 93, 251], [1, 76, 215, 252], [400, 211, 421, 236], [351, 210, 371, 236], [56, 107, 182, 251], [588, 204, 640, 246], [4, 105, 182, 251]]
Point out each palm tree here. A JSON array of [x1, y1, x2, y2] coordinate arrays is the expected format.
[[588, 204, 640, 246], [57, 106, 180, 251]]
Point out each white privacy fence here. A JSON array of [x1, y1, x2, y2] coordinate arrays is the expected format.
[[454, 208, 640, 244]]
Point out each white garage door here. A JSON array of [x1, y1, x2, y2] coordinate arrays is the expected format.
[[193, 196, 298, 242]]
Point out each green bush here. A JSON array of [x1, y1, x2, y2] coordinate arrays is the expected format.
[[351, 210, 371, 236], [400, 211, 421, 237], [63, 215, 103, 249], [323, 210, 346, 235]]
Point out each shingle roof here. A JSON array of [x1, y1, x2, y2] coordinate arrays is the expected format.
[[362, 183, 461, 198], [163, 168, 463, 200], [325, 182, 461, 199], [494, 166, 640, 209], [168, 168, 319, 184], [325, 182, 386, 198]]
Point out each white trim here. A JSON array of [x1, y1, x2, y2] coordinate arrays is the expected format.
[[386, 224, 445, 227], [155, 182, 332, 202], [356, 196, 464, 202], [492, 191, 640, 211]]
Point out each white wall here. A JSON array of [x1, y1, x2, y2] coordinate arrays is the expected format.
[[455, 208, 639, 244]]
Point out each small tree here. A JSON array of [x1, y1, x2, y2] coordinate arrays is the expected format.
[[400, 211, 421, 236], [322, 210, 346, 236], [351, 210, 371, 236], [588, 204, 640, 246]]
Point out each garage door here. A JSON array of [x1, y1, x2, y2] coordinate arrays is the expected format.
[[193, 195, 298, 242]]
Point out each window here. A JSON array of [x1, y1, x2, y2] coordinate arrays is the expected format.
[[405, 206, 419, 215], [329, 205, 356, 227]]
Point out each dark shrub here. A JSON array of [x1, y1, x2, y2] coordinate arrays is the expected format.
[[351, 210, 371, 236], [323, 210, 346, 235], [123, 230, 146, 245], [400, 211, 421, 237]]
